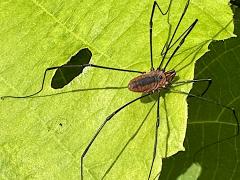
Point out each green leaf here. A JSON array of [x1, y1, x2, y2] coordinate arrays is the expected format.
[[0, 0, 234, 179], [160, 5, 240, 180]]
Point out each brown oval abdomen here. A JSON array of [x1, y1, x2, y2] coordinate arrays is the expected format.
[[128, 70, 165, 93]]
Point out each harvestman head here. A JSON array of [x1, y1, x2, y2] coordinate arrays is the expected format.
[[1, 0, 239, 179]]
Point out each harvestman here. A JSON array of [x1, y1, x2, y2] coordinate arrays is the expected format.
[[1, 0, 239, 179]]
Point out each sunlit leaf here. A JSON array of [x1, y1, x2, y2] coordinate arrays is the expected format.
[[0, 0, 234, 179]]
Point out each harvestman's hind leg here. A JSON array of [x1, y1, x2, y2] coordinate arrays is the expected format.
[[149, 0, 172, 70], [80, 93, 151, 180], [1, 64, 144, 99], [148, 92, 160, 180], [101, 102, 157, 179], [172, 78, 212, 96], [169, 89, 240, 156]]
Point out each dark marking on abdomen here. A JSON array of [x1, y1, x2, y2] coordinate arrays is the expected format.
[[128, 70, 164, 93]]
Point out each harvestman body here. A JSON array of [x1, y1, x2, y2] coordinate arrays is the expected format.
[[1, 0, 239, 180], [128, 70, 176, 93]]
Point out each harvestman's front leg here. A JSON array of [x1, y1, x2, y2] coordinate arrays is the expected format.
[[149, 1, 171, 70], [80, 93, 151, 180], [148, 92, 160, 180], [158, 0, 192, 69], [162, 19, 198, 70], [1, 64, 144, 99]]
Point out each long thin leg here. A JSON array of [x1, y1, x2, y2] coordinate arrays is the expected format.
[[101, 102, 157, 179], [158, 0, 193, 69], [160, 20, 198, 57], [80, 93, 151, 180], [148, 92, 160, 180], [172, 78, 212, 96], [149, 0, 172, 70], [1, 64, 144, 100], [162, 19, 198, 70], [160, 24, 172, 58], [169, 89, 240, 150]]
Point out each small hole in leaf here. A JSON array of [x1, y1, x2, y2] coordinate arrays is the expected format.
[[51, 48, 92, 89]]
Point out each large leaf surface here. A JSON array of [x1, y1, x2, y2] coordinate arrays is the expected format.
[[0, 0, 234, 179]]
